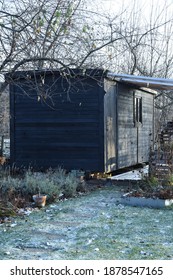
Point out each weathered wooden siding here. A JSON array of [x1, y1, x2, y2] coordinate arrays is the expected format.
[[104, 82, 155, 172], [117, 84, 138, 169], [10, 71, 105, 171], [104, 81, 117, 172], [117, 86, 154, 169], [137, 91, 154, 162]]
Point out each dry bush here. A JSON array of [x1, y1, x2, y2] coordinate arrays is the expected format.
[[0, 167, 80, 206]]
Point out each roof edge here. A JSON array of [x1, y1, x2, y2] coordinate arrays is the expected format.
[[106, 72, 173, 91]]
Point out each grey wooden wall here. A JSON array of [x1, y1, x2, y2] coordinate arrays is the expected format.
[[104, 81, 154, 172]]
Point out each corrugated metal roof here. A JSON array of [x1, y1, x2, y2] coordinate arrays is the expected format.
[[106, 72, 173, 91]]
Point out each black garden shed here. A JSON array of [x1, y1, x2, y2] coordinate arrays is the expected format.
[[9, 69, 105, 171], [8, 69, 173, 172]]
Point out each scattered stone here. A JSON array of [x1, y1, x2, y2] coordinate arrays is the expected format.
[[94, 248, 99, 251], [117, 204, 125, 209], [86, 239, 93, 245], [140, 251, 147, 255], [18, 208, 33, 216], [4, 251, 10, 255], [10, 223, 17, 227]]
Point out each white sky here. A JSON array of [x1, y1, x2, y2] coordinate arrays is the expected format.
[[94, 0, 173, 19], [100, 0, 173, 10]]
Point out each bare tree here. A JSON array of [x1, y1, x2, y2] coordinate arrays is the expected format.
[[98, 0, 173, 126], [1, 0, 173, 135], [103, 0, 173, 77], [0, 0, 124, 134], [0, 0, 125, 93]]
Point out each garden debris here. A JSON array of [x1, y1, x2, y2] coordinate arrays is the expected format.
[[0, 200, 17, 222]]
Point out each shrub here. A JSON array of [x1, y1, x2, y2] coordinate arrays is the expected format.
[[61, 172, 79, 198], [23, 171, 61, 202], [0, 167, 80, 206], [45, 168, 79, 198], [0, 176, 21, 201]]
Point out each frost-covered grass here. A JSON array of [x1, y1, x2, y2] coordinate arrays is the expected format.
[[0, 185, 173, 260]]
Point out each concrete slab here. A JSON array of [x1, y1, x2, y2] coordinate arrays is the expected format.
[[111, 166, 149, 181]]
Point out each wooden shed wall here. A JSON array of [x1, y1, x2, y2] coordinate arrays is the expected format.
[[104, 81, 117, 172], [117, 84, 137, 169], [117, 85, 154, 169], [104, 81, 154, 172], [10, 72, 105, 171], [135, 90, 154, 163]]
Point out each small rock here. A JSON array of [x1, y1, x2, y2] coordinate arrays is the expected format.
[[86, 239, 93, 245], [50, 204, 57, 208], [17, 208, 33, 216], [25, 210, 32, 216], [117, 204, 125, 209], [4, 251, 10, 255], [10, 223, 17, 228], [140, 251, 147, 255], [94, 248, 99, 251]]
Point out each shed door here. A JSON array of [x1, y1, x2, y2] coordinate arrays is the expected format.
[[134, 91, 153, 163]]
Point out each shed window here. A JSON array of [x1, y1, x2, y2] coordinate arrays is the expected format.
[[134, 96, 142, 125]]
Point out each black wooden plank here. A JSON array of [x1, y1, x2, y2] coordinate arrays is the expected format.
[[10, 70, 105, 171]]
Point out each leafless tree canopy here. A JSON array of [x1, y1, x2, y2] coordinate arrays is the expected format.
[[0, 0, 173, 82], [0, 0, 173, 135]]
